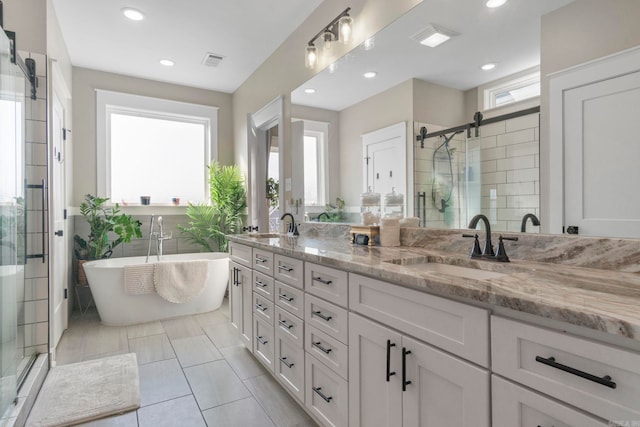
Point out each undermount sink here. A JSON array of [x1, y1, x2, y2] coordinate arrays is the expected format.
[[385, 257, 506, 280]]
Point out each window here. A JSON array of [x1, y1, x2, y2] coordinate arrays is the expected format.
[[482, 68, 540, 110], [96, 90, 217, 204], [302, 121, 328, 206]]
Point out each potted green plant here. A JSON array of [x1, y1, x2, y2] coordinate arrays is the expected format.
[[74, 194, 142, 283], [178, 162, 247, 252]]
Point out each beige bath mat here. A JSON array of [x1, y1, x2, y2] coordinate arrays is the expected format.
[[26, 353, 140, 427]]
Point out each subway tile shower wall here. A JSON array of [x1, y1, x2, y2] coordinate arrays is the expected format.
[[20, 50, 49, 356]]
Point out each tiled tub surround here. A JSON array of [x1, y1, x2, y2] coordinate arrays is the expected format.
[[228, 228, 640, 344]]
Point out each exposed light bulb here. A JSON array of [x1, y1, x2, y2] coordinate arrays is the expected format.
[[122, 7, 145, 21], [339, 15, 353, 44], [323, 30, 335, 51], [305, 45, 317, 69]]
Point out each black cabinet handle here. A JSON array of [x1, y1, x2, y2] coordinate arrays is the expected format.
[[279, 294, 294, 302], [255, 280, 267, 288], [278, 265, 294, 272], [386, 340, 396, 382], [233, 267, 240, 286], [313, 276, 333, 285], [312, 387, 333, 403], [278, 319, 293, 330], [279, 357, 294, 369], [256, 336, 268, 345], [535, 356, 617, 389], [402, 347, 412, 391], [312, 341, 332, 354], [255, 256, 268, 263], [311, 310, 332, 322], [255, 303, 267, 312]]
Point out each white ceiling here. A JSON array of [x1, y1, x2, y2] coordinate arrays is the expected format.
[[51, 0, 324, 93], [291, 0, 575, 111]]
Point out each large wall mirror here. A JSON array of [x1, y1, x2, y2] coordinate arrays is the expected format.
[[291, 0, 574, 234]]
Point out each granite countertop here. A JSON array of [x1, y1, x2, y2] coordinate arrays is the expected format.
[[227, 233, 640, 344]]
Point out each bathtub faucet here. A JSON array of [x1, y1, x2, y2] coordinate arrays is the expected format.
[[146, 215, 172, 262]]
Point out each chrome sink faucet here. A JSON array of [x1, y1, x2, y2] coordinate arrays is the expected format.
[[280, 213, 299, 236]]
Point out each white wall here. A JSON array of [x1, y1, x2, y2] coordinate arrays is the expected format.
[[2, 0, 46, 54], [71, 67, 234, 205]]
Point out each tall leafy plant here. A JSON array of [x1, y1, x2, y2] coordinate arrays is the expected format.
[[74, 194, 142, 260], [179, 162, 247, 252]]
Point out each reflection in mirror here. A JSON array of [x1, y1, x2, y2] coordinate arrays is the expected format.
[[266, 124, 280, 232]]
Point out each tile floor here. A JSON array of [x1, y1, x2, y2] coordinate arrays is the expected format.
[[54, 298, 318, 427]]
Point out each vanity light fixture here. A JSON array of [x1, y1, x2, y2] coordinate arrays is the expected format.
[[485, 0, 507, 8], [481, 63, 496, 70], [122, 7, 145, 21], [363, 71, 377, 79], [159, 59, 175, 67], [304, 7, 354, 68], [411, 24, 459, 48]]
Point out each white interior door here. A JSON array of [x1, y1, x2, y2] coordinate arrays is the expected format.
[[362, 122, 407, 211], [564, 70, 640, 237], [50, 68, 69, 353]]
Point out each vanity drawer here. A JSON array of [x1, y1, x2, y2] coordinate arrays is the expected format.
[[305, 353, 349, 427], [275, 281, 304, 318], [305, 294, 348, 345], [306, 325, 348, 380], [305, 262, 348, 309], [252, 248, 274, 276], [253, 271, 274, 301], [275, 329, 305, 403], [349, 273, 489, 367], [492, 316, 640, 421], [229, 242, 252, 267], [275, 306, 304, 347], [253, 292, 274, 325], [274, 254, 304, 289], [492, 376, 607, 427], [253, 316, 275, 372]]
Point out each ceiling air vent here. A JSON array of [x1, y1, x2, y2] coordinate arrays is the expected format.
[[201, 52, 224, 67]]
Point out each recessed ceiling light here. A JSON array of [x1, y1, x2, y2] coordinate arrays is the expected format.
[[363, 71, 377, 79], [122, 7, 145, 21], [481, 63, 496, 70], [159, 59, 175, 67], [304, 88, 316, 94], [486, 0, 507, 8]]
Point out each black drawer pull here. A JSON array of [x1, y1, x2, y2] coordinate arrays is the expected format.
[[255, 303, 267, 312], [402, 347, 412, 392], [535, 356, 617, 389], [233, 267, 240, 286], [312, 311, 332, 322], [278, 319, 293, 330], [256, 336, 268, 345], [312, 276, 333, 285], [386, 339, 396, 382], [312, 386, 333, 403], [278, 265, 294, 272], [255, 256, 268, 263], [312, 341, 332, 354], [255, 280, 267, 288], [279, 294, 294, 302], [279, 357, 294, 369]]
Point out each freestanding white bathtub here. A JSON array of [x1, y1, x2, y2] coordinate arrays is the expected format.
[[83, 252, 229, 326]]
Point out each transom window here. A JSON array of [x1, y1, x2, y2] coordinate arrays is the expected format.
[[96, 90, 217, 205], [483, 69, 540, 110]]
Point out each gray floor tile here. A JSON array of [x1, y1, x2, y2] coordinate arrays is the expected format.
[[126, 322, 165, 339], [184, 360, 250, 410], [202, 322, 243, 349], [171, 335, 223, 368], [128, 334, 175, 365], [161, 316, 204, 340], [82, 325, 129, 358], [137, 395, 206, 427], [244, 374, 315, 427], [192, 309, 229, 328], [76, 410, 138, 426], [138, 358, 191, 407], [220, 344, 267, 379], [201, 397, 275, 427]]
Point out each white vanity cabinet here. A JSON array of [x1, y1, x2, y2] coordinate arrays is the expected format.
[[229, 260, 253, 350], [349, 305, 490, 427]]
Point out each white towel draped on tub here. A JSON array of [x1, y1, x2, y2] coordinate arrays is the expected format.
[[154, 260, 209, 303], [124, 264, 156, 295]]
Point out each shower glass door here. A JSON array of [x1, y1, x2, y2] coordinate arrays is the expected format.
[[0, 27, 23, 419]]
